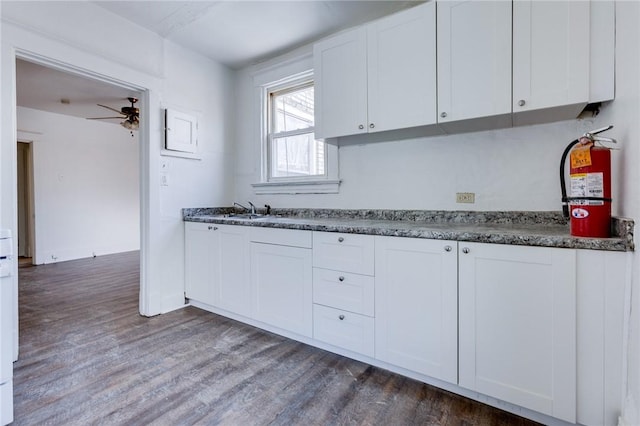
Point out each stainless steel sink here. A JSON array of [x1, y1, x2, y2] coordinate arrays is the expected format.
[[225, 213, 268, 220]]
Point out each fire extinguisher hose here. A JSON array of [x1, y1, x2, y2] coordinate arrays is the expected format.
[[560, 138, 580, 219]]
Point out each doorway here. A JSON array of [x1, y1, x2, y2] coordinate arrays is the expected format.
[[15, 58, 143, 266], [16, 141, 33, 265]]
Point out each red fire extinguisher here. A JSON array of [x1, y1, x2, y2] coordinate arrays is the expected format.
[[560, 126, 617, 238]]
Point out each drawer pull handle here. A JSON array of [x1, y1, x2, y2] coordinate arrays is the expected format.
[[462, 247, 470, 254], [338, 237, 344, 243], [208, 226, 218, 230], [338, 276, 345, 282], [339, 315, 345, 320], [444, 245, 452, 252]]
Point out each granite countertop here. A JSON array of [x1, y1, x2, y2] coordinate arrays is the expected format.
[[182, 208, 635, 252]]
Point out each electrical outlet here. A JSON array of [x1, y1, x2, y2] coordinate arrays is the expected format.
[[456, 192, 475, 204]]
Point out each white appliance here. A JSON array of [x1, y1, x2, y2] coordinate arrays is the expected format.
[[0, 230, 13, 425]]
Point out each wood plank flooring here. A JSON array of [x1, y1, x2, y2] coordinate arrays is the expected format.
[[14, 251, 540, 425]]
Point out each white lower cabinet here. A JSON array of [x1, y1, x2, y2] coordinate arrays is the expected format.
[[251, 241, 313, 338], [311, 233, 376, 356], [216, 226, 251, 316], [313, 304, 374, 357], [184, 222, 250, 315], [458, 242, 577, 423], [185, 222, 218, 305], [185, 224, 624, 425], [374, 236, 458, 384]]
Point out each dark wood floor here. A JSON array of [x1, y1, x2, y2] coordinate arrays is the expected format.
[[14, 251, 540, 425]]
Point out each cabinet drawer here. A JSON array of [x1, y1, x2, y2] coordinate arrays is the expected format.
[[313, 304, 374, 357], [250, 227, 312, 248], [313, 268, 374, 316], [313, 232, 374, 275]]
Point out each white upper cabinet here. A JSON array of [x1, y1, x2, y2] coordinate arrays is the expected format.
[[512, 1, 590, 126], [314, 27, 368, 139], [316, 0, 613, 138], [314, 2, 436, 139], [367, 2, 437, 133], [436, 1, 512, 132]]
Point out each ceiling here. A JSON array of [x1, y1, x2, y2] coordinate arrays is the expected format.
[[93, 1, 421, 69], [16, 59, 139, 123], [16, 1, 422, 122]]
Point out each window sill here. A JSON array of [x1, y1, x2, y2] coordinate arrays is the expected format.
[[252, 179, 340, 195]]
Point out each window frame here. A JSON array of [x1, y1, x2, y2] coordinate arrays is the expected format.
[[252, 69, 340, 195], [267, 78, 323, 182]]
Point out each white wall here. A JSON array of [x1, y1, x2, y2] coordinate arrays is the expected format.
[[234, 2, 640, 422], [153, 41, 236, 311], [601, 3, 640, 424], [17, 107, 140, 264], [234, 54, 619, 213], [1, 2, 235, 315]]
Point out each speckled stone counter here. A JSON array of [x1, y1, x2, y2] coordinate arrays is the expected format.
[[182, 208, 635, 252]]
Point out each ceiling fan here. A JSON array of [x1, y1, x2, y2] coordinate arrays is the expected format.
[[87, 97, 139, 131]]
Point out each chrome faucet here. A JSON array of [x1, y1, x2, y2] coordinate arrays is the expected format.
[[233, 202, 250, 212], [234, 201, 257, 215], [248, 201, 257, 215]]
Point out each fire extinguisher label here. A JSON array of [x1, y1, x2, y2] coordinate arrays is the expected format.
[[570, 143, 593, 168], [572, 208, 590, 219], [570, 172, 605, 205]]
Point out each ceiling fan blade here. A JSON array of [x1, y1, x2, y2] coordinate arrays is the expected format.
[[97, 104, 125, 114], [86, 116, 125, 120]]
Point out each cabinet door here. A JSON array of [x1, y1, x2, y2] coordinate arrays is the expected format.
[[184, 222, 217, 305], [251, 243, 313, 337], [375, 237, 457, 384], [367, 2, 437, 132], [314, 27, 368, 139], [437, 1, 511, 130], [513, 1, 590, 124], [216, 226, 251, 317], [459, 242, 576, 423]]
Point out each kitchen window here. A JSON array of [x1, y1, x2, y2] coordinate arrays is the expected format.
[[252, 70, 339, 194]]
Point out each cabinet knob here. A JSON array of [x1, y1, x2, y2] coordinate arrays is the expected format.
[[444, 245, 452, 252], [369, 123, 375, 129], [338, 276, 345, 282], [462, 247, 470, 254], [440, 112, 447, 118], [518, 99, 526, 107], [358, 124, 364, 130], [338, 237, 344, 243], [339, 315, 345, 320]]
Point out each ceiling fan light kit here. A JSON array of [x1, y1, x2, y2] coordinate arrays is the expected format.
[[86, 97, 140, 135]]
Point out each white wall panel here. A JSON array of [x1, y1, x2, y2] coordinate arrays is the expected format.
[[18, 107, 139, 264]]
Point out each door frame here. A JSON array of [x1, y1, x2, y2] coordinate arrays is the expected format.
[[10, 48, 152, 319], [16, 140, 34, 262]]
